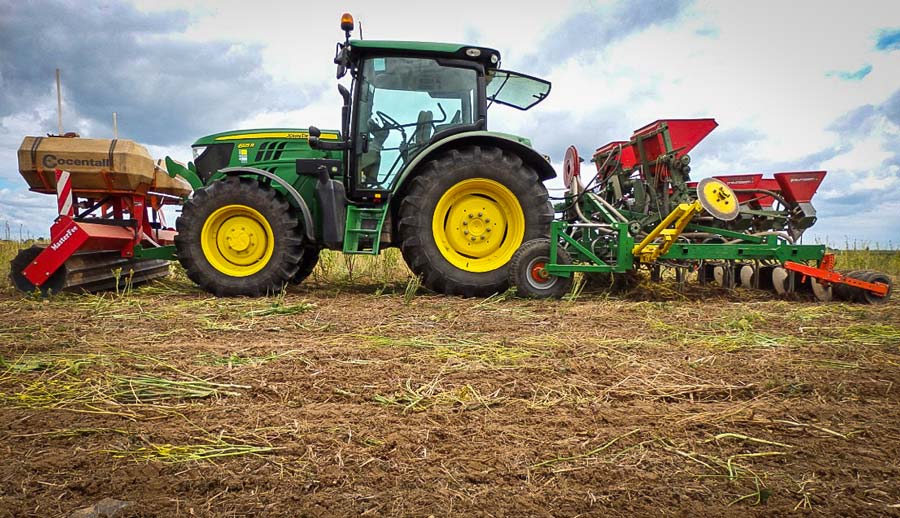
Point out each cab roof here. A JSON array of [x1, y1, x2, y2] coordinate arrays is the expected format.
[[347, 40, 501, 67]]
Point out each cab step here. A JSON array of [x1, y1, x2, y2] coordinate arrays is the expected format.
[[343, 205, 388, 255]]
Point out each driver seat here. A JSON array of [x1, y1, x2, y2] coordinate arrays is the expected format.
[[411, 110, 433, 148]]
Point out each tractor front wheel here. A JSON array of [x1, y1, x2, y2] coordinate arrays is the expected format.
[[175, 177, 304, 296], [398, 145, 553, 297], [291, 246, 321, 284]]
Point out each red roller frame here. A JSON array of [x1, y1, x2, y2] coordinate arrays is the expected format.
[[20, 168, 177, 288], [785, 255, 889, 297]]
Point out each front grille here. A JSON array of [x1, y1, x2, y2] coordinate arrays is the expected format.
[[254, 141, 288, 162], [194, 143, 234, 182]]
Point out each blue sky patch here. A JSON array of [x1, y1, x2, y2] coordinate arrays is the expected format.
[[826, 64, 872, 81], [876, 28, 900, 51]]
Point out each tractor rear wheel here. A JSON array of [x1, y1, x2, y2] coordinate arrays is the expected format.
[[175, 177, 304, 296], [398, 145, 553, 297]]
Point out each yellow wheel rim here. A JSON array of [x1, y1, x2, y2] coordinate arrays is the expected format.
[[200, 204, 274, 277], [697, 177, 740, 221], [432, 178, 525, 273]]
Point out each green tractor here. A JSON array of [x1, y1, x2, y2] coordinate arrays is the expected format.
[[168, 14, 555, 296]]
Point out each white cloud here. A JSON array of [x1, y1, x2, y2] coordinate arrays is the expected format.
[[821, 135, 895, 175], [3, 0, 900, 245]]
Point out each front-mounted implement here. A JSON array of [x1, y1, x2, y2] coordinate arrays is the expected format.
[[9, 135, 190, 294], [509, 119, 892, 303]]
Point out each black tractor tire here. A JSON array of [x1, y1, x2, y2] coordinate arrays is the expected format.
[[175, 177, 304, 296], [508, 238, 573, 298], [398, 145, 553, 297], [291, 246, 321, 284]]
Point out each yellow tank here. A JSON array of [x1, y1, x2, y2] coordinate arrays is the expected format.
[[17, 136, 191, 198]]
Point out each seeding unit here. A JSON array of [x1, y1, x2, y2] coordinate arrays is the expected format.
[[507, 119, 892, 303]]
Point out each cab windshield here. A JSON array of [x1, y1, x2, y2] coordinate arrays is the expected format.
[[355, 57, 477, 189], [486, 70, 551, 111]]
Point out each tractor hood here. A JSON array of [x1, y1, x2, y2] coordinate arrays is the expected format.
[[192, 128, 341, 146]]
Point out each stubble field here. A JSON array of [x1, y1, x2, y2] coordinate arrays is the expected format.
[[1, 243, 899, 517]]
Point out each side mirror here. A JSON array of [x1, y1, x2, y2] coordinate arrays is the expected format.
[[308, 125, 349, 152], [308, 126, 322, 149]]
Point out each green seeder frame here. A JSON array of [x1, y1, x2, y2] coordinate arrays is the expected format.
[[545, 220, 826, 277]]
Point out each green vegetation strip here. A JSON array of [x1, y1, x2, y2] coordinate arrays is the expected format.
[[104, 441, 274, 463], [365, 335, 538, 365], [374, 379, 502, 413], [1, 353, 248, 411]]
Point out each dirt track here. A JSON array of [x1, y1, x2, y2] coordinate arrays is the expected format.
[[1, 279, 899, 517]]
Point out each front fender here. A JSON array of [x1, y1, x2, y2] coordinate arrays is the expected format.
[[395, 131, 556, 193], [216, 167, 315, 241]]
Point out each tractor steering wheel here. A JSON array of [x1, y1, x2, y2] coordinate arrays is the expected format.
[[375, 111, 404, 132]]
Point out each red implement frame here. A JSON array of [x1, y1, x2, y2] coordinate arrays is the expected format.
[[20, 168, 177, 288], [784, 255, 889, 297]]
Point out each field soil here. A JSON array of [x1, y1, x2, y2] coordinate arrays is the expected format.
[[1, 275, 899, 517]]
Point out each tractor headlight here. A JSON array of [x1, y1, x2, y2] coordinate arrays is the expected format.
[[192, 146, 207, 160]]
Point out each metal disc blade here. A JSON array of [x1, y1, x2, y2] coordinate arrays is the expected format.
[[810, 278, 833, 302], [772, 266, 790, 295], [713, 266, 725, 286], [739, 264, 755, 289], [697, 177, 740, 221]]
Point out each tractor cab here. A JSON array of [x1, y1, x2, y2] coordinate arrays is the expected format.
[[310, 13, 551, 204]]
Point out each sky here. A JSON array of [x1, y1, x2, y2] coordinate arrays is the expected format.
[[0, 0, 898, 246]]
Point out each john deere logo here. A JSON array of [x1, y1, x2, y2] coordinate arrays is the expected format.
[[42, 154, 110, 168]]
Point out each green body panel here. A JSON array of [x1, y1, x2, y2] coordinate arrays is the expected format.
[[186, 128, 343, 244], [192, 128, 341, 146]]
